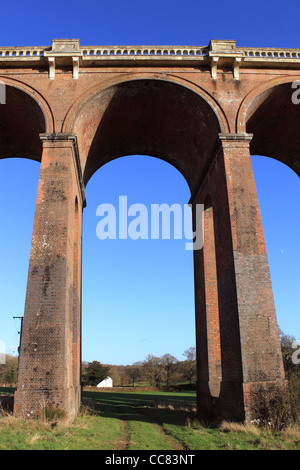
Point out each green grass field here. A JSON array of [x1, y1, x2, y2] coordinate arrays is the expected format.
[[0, 388, 299, 450]]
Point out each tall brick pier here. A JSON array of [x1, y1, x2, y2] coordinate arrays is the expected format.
[[1, 39, 298, 421]]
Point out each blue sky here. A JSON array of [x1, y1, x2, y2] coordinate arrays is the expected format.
[[0, 0, 299, 364]]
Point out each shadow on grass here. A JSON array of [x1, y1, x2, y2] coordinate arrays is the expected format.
[[0, 387, 198, 426], [82, 390, 197, 427]]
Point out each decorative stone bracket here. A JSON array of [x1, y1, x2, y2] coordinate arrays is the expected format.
[[44, 39, 82, 80], [208, 40, 244, 80]]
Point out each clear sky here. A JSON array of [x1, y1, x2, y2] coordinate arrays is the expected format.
[[0, 0, 299, 365]]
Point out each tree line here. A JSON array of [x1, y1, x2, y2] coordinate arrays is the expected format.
[[0, 347, 196, 388], [82, 347, 197, 388]]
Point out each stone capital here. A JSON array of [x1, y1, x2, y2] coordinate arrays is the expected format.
[[218, 133, 253, 148], [40, 133, 86, 208]]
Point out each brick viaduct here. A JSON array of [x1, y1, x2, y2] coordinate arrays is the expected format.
[[0, 39, 299, 422]]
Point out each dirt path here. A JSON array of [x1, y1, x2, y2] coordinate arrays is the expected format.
[[115, 420, 130, 450], [156, 421, 186, 450], [136, 406, 186, 450]]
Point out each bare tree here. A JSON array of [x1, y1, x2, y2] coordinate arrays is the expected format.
[[182, 347, 196, 384], [127, 362, 142, 387], [160, 353, 178, 389], [143, 354, 163, 386]]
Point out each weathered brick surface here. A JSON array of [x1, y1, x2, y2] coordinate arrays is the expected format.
[[1, 40, 298, 421], [14, 136, 83, 418], [193, 135, 286, 421]]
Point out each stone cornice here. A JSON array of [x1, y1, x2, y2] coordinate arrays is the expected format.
[[1, 39, 300, 80]]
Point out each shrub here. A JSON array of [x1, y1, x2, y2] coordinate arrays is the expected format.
[[288, 375, 300, 424], [41, 406, 67, 422], [250, 384, 292, 430]]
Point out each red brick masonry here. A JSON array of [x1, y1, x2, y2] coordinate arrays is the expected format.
[[1, 39, 298, 421]]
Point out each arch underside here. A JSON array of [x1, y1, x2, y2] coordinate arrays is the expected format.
[[1, 78, 299, 181], [246, 83, 300, 177], [73, 79, 222, 193], [0, 85, 45, 161], [2, 78, 299, 185]]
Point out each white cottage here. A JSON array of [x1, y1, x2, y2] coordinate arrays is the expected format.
[[97, 376, 113, 388]]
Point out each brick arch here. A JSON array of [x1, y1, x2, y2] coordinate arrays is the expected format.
[[63, 74, 228, 193], [0, 77, 54, 161], [63, 73, 229, 134], [237, 76, 300, 176]]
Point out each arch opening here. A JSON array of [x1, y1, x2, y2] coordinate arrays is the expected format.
[[250, 155, 300, 342], [242, 80, 300, 341], [0, 158, 40, 365], [0, 84, 46, 365], [81, 154, 196, 380]]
